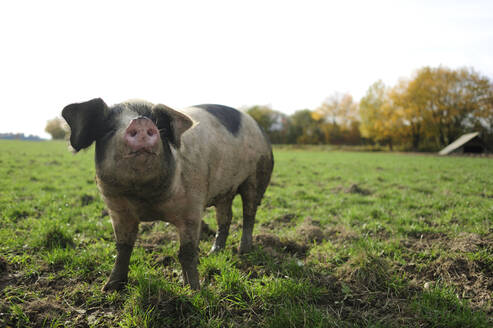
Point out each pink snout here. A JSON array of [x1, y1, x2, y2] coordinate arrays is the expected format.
[[124, 117, 159, 152]]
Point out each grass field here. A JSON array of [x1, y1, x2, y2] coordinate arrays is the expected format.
[[0, 139, 492, 327]]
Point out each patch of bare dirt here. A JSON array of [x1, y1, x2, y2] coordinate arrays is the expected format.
[[269, 180, 286, 187], [0, 257, 9, 291], [331, 183, 372, 195], [296, 217, 325, 243], [255, 233, 309, 257], [399, 232, 493, 313], [325, 225, 359, 243], [337, 253, 392, 291], [154, 255, 175, 267], [346, 184, 372, 195], [449, 232, 492, 253], [23, 297, 67, 326], [261, 213, 297, 229], [400, 231, 449, 251], [139, 220, 213, 242], [424, 256, 492, 311], [80, 194, 95, 206], [138, 230, 177, 253], [402, 231, 492, 254], [0, 257, 7, 275]]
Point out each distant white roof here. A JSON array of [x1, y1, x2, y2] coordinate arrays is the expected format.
[[438, 132, 480, 155]]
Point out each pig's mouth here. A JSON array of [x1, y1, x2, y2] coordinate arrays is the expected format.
[[124, 149, 158, 158]]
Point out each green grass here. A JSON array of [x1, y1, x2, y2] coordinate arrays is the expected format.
[[0, 140, 491, 327]]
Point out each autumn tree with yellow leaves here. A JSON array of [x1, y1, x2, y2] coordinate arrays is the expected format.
[[359, 67, 493, 150], [359, 81, 403, 150]]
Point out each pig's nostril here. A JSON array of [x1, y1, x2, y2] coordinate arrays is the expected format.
[[129, 129, 137, 137], [147, 129, 156, 137]]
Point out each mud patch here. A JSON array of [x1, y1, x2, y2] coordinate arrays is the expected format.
[[41, 226, 75, 249], [0, 257, 7, 274], [154, 255, 174, 267], [346, 184, 371, 195], [402, 231, 492, 254], [296, 217, 325, 243], [23, 297, 67, 326], [325, 225, 359, 243], [423, 256, 493, 311], [9, 209, 29, 220], [398, 232, 493, 312], [262, 213, 297, 229], [138, 230, 177, 252], [337, 253, 391, 291], [255, 233, 308, 257], [400, 232, 449, 252], [449, 232, 492, 253], [80, 194, 95, 206]]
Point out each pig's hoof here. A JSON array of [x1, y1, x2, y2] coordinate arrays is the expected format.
[[102, 279, 127, 292]]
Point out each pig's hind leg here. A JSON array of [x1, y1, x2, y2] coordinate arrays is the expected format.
[[209, 196, 234, 253], [238, 155, 273, 254]]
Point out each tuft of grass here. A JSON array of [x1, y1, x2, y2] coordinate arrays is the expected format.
[[412, 285, 490, 328], [264, 303, 337, 328], [36, 224, 75, 250]]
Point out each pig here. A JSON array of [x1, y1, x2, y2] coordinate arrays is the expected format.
[[62, 98, 273, 291]]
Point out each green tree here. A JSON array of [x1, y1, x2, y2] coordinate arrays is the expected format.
[[245, 105, 291, 143], [289, 109, 323, 144], [245, 105, 275, 133]]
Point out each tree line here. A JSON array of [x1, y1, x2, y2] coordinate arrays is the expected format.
[[246, 66, 493, 151], [0, 133, 43, 141], [44, 66, 492, 151]]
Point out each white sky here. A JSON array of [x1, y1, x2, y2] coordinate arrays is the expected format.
[[1, 0, 492, 138]]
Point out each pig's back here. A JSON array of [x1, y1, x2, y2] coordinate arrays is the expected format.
[[175, 104, 272, 205]]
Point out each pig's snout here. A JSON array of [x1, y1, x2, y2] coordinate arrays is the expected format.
[[124, 117, 159, 153]]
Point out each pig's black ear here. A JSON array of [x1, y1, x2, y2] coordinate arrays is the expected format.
[[62, 98, 110, 152], [152, 104, 194, 148]]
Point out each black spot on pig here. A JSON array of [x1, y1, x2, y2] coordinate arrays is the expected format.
[[196, 104, 241, 136]]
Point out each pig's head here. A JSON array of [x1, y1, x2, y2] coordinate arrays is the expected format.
[[62, 98, 193, 195]]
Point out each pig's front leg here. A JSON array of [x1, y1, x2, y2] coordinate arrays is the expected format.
[[102, 210, 139, 292], [176, 215, 202, 290]]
